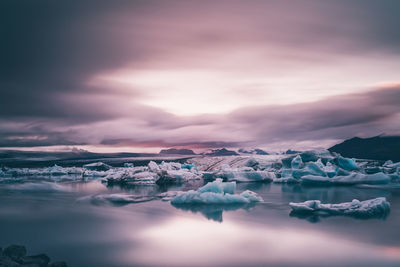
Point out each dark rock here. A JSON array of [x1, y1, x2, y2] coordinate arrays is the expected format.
[[3, 245, 26, 262], [20, 254, 50, 267]]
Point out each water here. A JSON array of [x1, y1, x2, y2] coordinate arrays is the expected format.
[[1, 180, 399, 267]]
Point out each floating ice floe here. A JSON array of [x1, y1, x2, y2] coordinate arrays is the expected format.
[[301, 172, 391, 185], [0, 165, 86, 181], [170, 178, 263, 205], [289, 197, 390, 218], [272, 150, 400, 185]]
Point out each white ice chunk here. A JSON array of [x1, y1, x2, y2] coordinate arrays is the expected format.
[[171, 178, 263, 205], [301, 172, 390, 185], [290, 197, 390, 217], [159, 161, 182, 171], [148, 161, 160, 172], [161, 170, 201, 182], [83, 162, 111, 171], [215, 168, 274, 183], [385, 161, 400, 169]]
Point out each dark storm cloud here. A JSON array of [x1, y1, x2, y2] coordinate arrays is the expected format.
[[225, 85, 400, 144], [100, 138, 242, 149], [0, 1, 399, 149], [0, 124, 82, 147]]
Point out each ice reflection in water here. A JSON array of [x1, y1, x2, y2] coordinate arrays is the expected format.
[[128, 217, 400, 267], [0, 180, 400, 267]]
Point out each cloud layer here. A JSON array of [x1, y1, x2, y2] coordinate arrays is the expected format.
[[1, 1, 399, 151]]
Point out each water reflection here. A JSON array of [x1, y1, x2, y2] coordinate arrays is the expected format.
[[1, 179, 400, 266], [289, 209, 390, 223], [171, 203, 257, 222], [128, 217, 400, 267]]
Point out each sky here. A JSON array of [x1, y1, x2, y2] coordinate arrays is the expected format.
[[0, 0, 400, 152]]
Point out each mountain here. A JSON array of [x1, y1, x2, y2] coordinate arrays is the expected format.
[[204, 148, 239, 156], [238, 148, 269, 155], [159, 148, 196, 155], [0, 150, 159, 168], [328, 135, 400, 162]]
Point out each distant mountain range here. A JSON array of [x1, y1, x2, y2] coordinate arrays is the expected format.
[[159, 148, 196, 155], [204, 148, 239, 156], [329, 135, 400, 162], [238, 148, 269, 155]]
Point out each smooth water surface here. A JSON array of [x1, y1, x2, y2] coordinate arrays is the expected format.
[[1, 180, 400, 267]]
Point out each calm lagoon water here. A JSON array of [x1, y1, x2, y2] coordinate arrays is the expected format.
[[1, 180, 400, 267]]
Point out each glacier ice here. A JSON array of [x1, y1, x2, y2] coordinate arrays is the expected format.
[[210, 166, 275, 183], [83, 162, 111, 171], [301, 172, 391, 185], [123, 163, 134, 168], [105, 161, 201, 186], [181, 163, 195, 169], [291, 155, 303, 169], [289, 197, 390, 218], [170, 178, 263, 205], [336, 156, 359, 171]]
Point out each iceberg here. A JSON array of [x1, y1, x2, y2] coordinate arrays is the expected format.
[[123, 163, 134, 168], [170, 179, 263, 205], [289, 197, 390, 218], [213, 167, 275, 183], [105, 161, 201, 186], [148, 161, 160, 172], [291, 155, 303, 169], [336, 156, 359, 171], [301, 172, 391, 185], [83, 162, 111, 171], [157, 169, 201, 184], [181, 163, 195, 169]]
